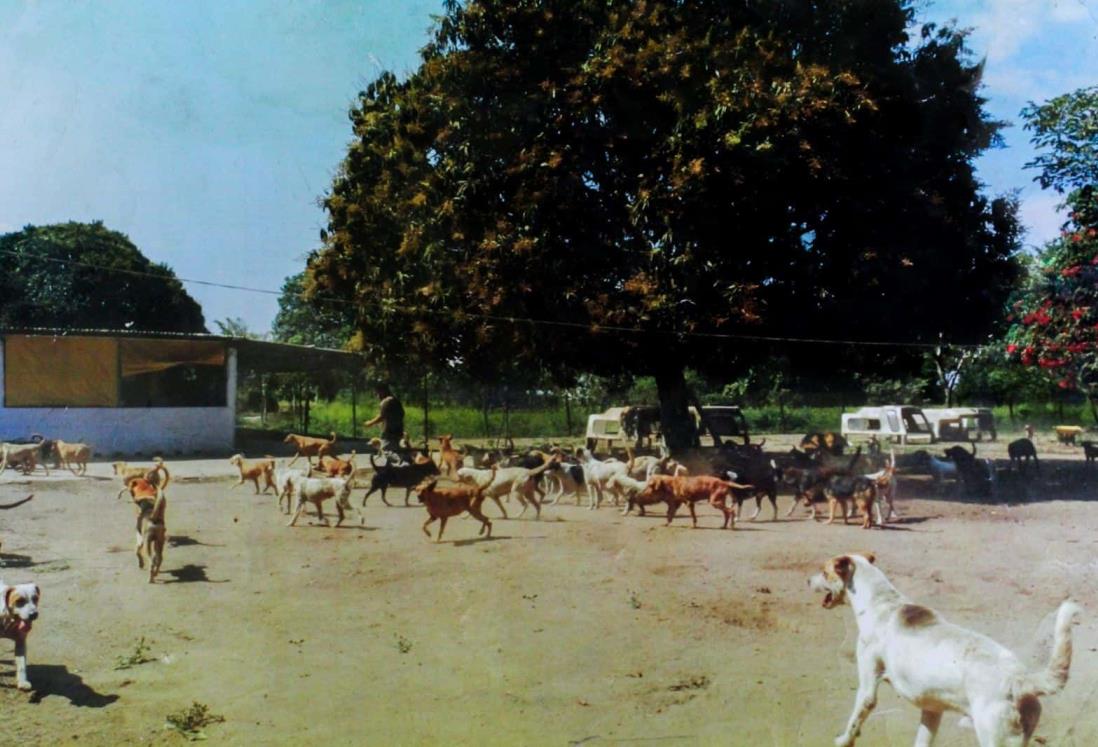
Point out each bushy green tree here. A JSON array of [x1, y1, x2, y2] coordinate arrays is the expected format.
[[1005, 87, 1098, 414], [0, 221, 205, 332], [308, 0, 1020, 450]]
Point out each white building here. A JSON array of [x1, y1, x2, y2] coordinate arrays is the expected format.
[[0, 329, 362, 455]]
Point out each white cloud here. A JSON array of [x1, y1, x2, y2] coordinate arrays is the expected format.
[[967, 0, 1090, 62], [1019, 191, 1069, 247]]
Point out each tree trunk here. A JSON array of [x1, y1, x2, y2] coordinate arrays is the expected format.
[[482, 394, 491, 440], [564, 393, 573, 437], [423, 374, 430, 450], [655, 364, 697, 455]]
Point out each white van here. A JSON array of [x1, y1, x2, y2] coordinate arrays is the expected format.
[[840, 405, 936, 445], [921, 407, 997, 442]]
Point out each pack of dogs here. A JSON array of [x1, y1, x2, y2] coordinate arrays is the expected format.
[[0, 424, 1088, 710]]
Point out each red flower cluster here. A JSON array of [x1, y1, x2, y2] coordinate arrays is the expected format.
[[1061, 265, 1082, 277]]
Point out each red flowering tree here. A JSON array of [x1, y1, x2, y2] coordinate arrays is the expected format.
[[1006, 87, 1098, 411]]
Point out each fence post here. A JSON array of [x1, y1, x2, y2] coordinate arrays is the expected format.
[[423, 373, 430, 450], [351, 378, 358, 439]]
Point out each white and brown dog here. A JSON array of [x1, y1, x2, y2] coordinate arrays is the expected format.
[[809, 553, 1079, 747], [1, 580, 41, 690]]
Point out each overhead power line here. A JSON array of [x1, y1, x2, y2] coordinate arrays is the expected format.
[[0, 247, 991, 351]]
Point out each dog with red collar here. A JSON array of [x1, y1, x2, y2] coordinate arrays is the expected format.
[[1, 580, 41, 691]]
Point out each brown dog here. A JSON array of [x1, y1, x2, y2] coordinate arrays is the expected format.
[[640, 474, 752, 529], [228, 454, 276, 494], [314, 451, 356, 479], [113, 458, 171, 500], [52, 440, 92, 476], [130, 479, 166, 583], [437, 435, 463, 476], [416, 475, 493, 542], [0, 443, 48, 476], [285, 431, 338, 467]]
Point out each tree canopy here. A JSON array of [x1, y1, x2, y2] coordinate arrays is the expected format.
[[0, 221, 205, 333], [307, 0, 1021, 448]]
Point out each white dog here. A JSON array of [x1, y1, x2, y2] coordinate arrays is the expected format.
[[1, 580, 41, 691], [575, 449, 628, 509], [286, 475, 362, 527], [809, 553, 1079, 747], [455, 461, 551, 519], [273, 462, 309, 514]]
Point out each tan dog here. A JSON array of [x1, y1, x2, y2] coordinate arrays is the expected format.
[[113, 458, 171, 500], [52, 440, 92, 475], [415, 475, 493, 542], [437, 435, 463, 476], [314, 451, 356, 478], [228, 454, 276, 494], [285, 431, 338, 467], [0, 443, 48, 476]]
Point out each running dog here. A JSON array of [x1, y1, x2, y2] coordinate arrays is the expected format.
[[284, 431, 338, 467], [314, 451, 357, 479], [638, 474, 754, 529], [415, 474, 494, 542], [228, 454, 276, 494], [362, 454, 440, 507], [1, 579, 41, 690], [809, 553, 1079, 747]]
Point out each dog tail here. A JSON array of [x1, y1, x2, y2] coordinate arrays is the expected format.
[[154, 458, 171, 490], [1018, 600, 1081, 697]]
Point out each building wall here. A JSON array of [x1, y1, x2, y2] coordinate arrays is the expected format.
[[0, 340, 237, 455]]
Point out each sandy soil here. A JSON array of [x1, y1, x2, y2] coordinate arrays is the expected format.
[[3, 440, 1098, 746]]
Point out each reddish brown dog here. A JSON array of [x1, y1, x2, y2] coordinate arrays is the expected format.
[[415, 476, 493, 542], [640, 474, 754, 529]]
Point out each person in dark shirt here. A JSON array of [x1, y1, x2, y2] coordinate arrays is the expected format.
[[364, 382, 406, 463]]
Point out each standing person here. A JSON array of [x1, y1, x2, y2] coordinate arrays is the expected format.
[[364, 382, 406, 464]]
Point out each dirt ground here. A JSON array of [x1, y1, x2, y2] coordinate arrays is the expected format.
[[3, 437, 1098, 745]]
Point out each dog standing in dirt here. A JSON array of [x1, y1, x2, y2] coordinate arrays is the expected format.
[[287, 475, 362, 528], [1008, 438, 1039, 473], [134, 484, 167, 584], [1, 578, 41, 690], [0, 442, 49, 476], [810, 553, 1079, 747], [113, 458, 170, 500]]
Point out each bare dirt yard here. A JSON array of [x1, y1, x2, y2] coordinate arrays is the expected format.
[[3, 438, 1098, 745]]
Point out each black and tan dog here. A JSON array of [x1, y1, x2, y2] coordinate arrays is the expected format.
[[362, 453, 440, 506]]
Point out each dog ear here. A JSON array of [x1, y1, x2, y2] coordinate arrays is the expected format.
[[832, 555, 854, 581], [1, 586, 13, 612], [860, 552, 877, 565], [33, 585, 40, 603]]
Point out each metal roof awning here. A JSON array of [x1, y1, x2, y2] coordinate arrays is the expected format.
[[0, 327, 366, 374]]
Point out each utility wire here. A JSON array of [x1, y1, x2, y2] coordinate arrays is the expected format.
[[0, 247, 992, 351]]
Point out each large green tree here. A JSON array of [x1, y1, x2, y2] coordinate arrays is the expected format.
[[1005, 87, 1098, 415], [308, 0, 1020, 449], [0, 221, 205, 332]]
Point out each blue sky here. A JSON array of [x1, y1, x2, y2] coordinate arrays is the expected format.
[[1, 1, 1095, 334]]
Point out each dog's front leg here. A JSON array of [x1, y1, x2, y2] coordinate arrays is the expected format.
[[835, 650, 883, 747], [14, 637, 31, 691]]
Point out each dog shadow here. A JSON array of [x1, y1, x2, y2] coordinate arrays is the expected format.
[[18, 664, 119, 707], [0, 552, 45, 569], [167, 535, 223, 548], [449, 534, 523, 547], [161, 563, 227, 584]]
